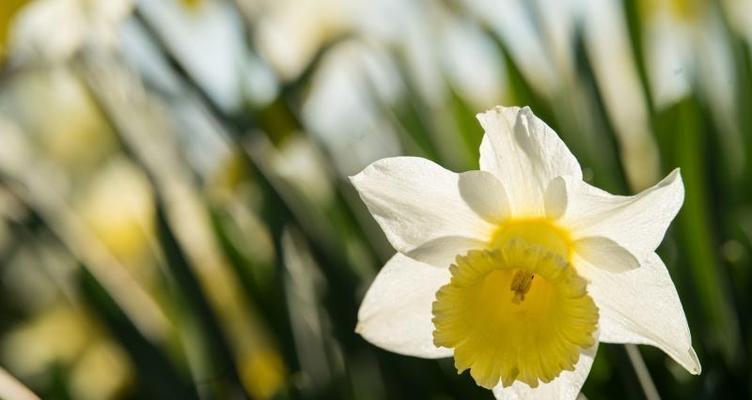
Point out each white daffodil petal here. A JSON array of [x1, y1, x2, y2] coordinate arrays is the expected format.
[[492, 344, 598, 400], [356, 253, 452, 359], [556, 169, 684, 263], [406, 236, 488, 268], [577, 253, 701, 374], [477, 106, 582, 215], [544, 176, 567, 220], [575, 236, 640, 272], [458, 170, 511, 223], [350, 156, 496, 257]]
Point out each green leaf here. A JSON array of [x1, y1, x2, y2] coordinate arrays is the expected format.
[[654, 98, 742, 367], [154, 200, 251, 399], [79, 267, 200, 400]]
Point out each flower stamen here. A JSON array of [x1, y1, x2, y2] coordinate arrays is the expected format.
[[510, 271, 534, 304]]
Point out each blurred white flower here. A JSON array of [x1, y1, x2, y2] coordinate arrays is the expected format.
[[724, 0, 752, 43], [640, 0, 697, 107], [271, 136, 334, 205], [351, 106, 699, 399], [302, 41, 402, 176], [255, 0, 350, 81], [1, 67, 116, 173], [2, 306, 131, 400], [439, 17, 505, 108], [137, 0, 272, 110], [9, 0, 132, 62], [579, 0, 662, 191], [462, 0, 557, 96]]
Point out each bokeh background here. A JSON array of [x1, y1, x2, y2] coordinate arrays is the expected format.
[[0, 0, 748, 399]]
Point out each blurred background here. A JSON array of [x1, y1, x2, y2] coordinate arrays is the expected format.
[[0, 0, 748, 399]]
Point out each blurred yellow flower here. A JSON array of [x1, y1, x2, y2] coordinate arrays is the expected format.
[[70, 340, 132, 400], [241, 349, 286, 400], [639, 0, 705, 23], [4, 68, 117, 173], [2, 305, 131, 400], [180, 0, 203, 10], [0, 0, 28, 57], [77, 159, 154, 268], [2, 306, 91, 375]]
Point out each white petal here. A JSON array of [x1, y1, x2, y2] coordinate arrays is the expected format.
[[406, 236, 488, 268], [554, 169, 684, 264], [493, 344, 598, 400], [577, 253, 701, 374], [356, 253, 452, 358], [350, 156, 496, 259], [544, 176, 567, 220], [458, 170, 511, 223], [575, 236, 640, 272], [477, 106, 582, 216]]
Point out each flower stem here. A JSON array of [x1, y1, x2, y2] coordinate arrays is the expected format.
[[625, 344, 660, 400]]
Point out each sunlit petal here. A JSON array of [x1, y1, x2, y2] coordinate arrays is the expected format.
[[574, 236, 640, 273], [477, 106, 581, 216], [356, 253, 452, 359], [350, 156, 499, 261], [577, 253, 700, 374], [553, 169, 684, 263]]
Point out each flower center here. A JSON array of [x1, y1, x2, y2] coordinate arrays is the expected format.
[[490, 218, 573, 260], [432, 220, 598, 389]]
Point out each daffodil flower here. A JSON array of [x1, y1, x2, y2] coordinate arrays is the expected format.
[[351, 106, 700, 399]]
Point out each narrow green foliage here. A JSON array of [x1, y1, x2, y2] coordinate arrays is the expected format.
[[79, 268, 201, 400]]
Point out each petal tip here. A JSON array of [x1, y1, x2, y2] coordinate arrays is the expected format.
[[347, 174, 359, 186], [664, 168, 685, 205], [518, 105, 534, 119], [354, 321, 365, 335], [658, 168, 684, 191], [348, 168, 366, 187], [687, 347, 702, 375], [475, 105, 522, 122]]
